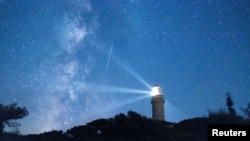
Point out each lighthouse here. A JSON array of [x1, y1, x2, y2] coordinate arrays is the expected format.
[[151, 86, 165, 121]]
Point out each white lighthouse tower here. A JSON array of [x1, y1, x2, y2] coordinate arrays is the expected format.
[[151, 86, 165, 121]]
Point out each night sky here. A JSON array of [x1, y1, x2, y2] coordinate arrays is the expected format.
[[0, 0, 249, 134]]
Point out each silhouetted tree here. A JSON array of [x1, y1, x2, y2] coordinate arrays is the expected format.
[[226, 93, 236, 116], [241, 102, 250, 120], [0, 103, 29, 134]]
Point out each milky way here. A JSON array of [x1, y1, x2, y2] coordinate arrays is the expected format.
[[0, 0, 249, 134]]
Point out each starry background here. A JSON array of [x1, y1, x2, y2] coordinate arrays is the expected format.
[[0, 0, 249, 134]]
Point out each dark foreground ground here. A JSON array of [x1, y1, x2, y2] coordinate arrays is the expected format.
[[1, 110, 250, 141]]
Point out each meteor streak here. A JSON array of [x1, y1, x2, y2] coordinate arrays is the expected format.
[[105, 41, 114, 70]]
